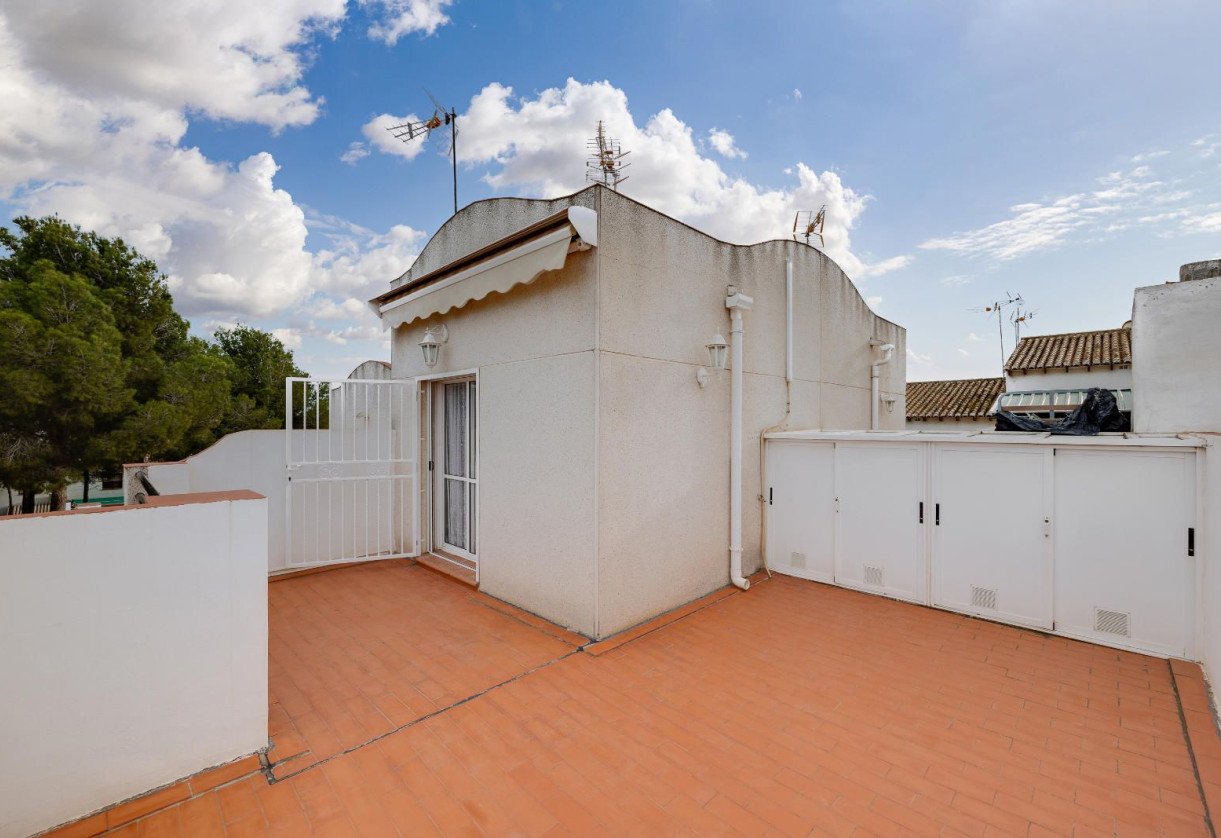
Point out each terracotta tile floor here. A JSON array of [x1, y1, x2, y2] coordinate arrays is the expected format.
[[267, 562, 580, 779], [60, 565, 1220, 836]]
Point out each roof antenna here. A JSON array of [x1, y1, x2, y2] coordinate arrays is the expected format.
[[386, 89, 459, 215], [969, 292, 1025, 374], [792, 207, 826, 247], [586, 121, 630, 190]]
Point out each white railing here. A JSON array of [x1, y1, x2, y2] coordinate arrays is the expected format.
[[284, 378, 418, 569]]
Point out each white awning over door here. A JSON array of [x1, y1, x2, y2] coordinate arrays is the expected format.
[[371, 206, 597, 330]]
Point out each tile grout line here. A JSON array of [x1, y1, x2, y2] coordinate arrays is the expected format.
[[1168, 658, 1218, 838], [266, 647, 586, 784]]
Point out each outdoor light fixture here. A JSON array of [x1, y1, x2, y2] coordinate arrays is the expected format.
[[420, 324, 448, 369], [707, 334, 728, 370], [881, 394, 897, 413], [697, 333, 729, 388]]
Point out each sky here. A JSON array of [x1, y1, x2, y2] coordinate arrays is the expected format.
[[1, 0, 1219, 381]]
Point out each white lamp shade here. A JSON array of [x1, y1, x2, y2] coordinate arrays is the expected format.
[[420, 337, 441, 368], [706, 334, 728, 370]]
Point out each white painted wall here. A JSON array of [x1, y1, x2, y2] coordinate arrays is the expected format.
[[1132, 277, 1221, 435], [387, 186, 904, 638], [1131, 276, 1221, 691], [0, 493, 267, 838], [1005, 366, 1132, 392], [133, 430, 304, 572]]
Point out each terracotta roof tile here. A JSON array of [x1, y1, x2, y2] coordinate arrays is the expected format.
[[1006, 327, 1131, 372], [906, 377, 1005, 420]]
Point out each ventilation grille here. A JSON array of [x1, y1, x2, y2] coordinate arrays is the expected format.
[[1094, 608, 1131, 637], [863, 565, 883, 587], [790, 551, 807, 569], [970, 585, 998, 611]]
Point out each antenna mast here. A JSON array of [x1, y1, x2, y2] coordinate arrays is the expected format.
[[386, 89, 460, 215], [586, 121, 630, 189], [976, 293, 1023, 374]]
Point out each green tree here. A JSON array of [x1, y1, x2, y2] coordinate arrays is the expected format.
[[211, 324, 308, 433], [0, 262, 134, 510], [0, 217, 231, 506]]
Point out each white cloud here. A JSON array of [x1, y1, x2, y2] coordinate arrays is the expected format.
[[865, 295, 882, 310], [957, 348, 970, 357], [0, 1, 347, 132], [708, 128, 747, 160], [340, 142, 371, 165], [272, 328, 304, 350], [359, 0, 452, 44], [792, 88, 803, 101], [1184, 209, 1221, 233], [919, 166, 1169, 261], [941, 275, 972, 287], [857, 254, 913, 278], [907, 348, 933, 365], [309, 296, 372, 320], [361, 113, 434, 160], [0, 2, 434, 320], [1194, 136, 1220, 159], [362, 78, 904, 279], [967, 332, 983, 341], [1131, 150, 1169, 163]]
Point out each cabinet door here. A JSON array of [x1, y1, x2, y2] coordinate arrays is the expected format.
[[834, 443, 926, 603], [1054, 450, 1196, 657], [766, 441, 835, 582], [932, 446, 1052, 629]]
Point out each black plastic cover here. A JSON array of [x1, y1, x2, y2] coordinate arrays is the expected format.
[[994, 387, 1130, 435]]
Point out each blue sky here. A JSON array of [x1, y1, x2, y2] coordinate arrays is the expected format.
[[2, 0, 1219, 381]]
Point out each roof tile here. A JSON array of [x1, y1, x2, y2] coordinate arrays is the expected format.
[[906, 377, 1005, 420], [1006, 327, 1131, 372]]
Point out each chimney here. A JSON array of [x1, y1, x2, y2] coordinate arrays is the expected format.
[[1180, 259, 1221, 282]]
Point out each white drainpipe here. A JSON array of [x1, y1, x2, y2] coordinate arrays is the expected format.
[[727, 290, 754, 590], [870, 340, 895, 430]]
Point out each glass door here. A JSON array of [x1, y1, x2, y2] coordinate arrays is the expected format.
[[440, 379, 477, 559]]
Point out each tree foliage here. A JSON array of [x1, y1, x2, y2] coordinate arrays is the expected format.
[[0, 216, 311, 502]]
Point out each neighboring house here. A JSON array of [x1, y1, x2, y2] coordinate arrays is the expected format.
[[999, 325, 1133, 419], [368, 184, 905, 638], [905, 377, 1005, 431]]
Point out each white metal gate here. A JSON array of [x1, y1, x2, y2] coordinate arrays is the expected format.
[[284, 377, 418, 568]]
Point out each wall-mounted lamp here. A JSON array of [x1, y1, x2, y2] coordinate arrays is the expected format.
[[697, 333, 729, 388], [881, 394, 897, 413], [420, 324, 448, 368]]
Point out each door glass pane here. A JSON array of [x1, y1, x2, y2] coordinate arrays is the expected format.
[[444, 479, 466, 549], [444, 383, 466, 477], [469, 381, 477, 480]]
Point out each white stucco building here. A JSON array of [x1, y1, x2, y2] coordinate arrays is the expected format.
[[369, 185, 905, 638]]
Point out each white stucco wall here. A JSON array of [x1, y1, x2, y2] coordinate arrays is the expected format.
[[1132, 277, 1221, 435], [392, 231, 600, 635], [0, 494, 267, 838], [592, 190, 904, 635], [134, 430, 310, 573], [1005, 366, 1132, 392], [386, 186, 905, 639], [1131, 277, 1221, 692]]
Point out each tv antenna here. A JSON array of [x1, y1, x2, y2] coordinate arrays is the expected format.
[[969, 292, 1025, 373], [793, 207, 826, 247], [386, 89, 459, 215], [586, 121, 629, 190], [1011, 297, 1037, 344]]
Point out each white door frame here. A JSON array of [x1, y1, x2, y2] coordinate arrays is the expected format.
[[416, 369, 480, 577]]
